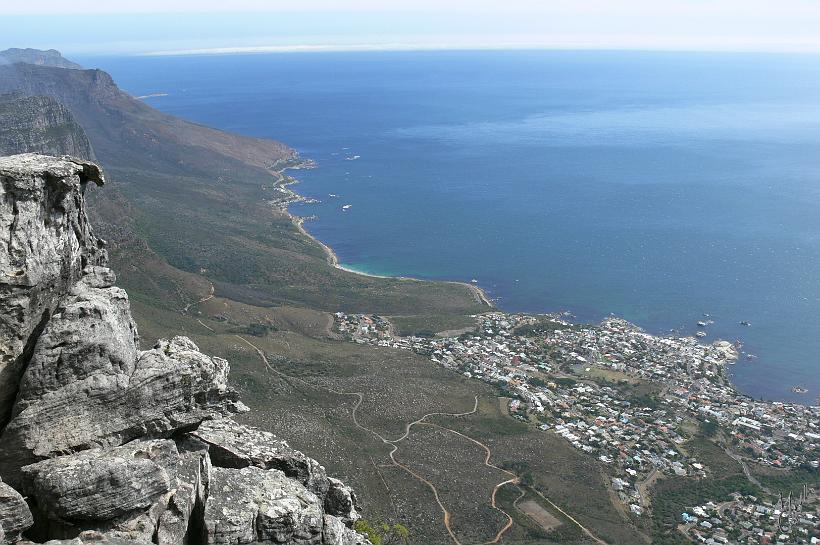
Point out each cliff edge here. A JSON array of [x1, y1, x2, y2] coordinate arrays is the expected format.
[[0, 154, 369, 545]]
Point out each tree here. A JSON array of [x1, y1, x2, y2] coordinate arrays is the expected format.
[[699, 419, 719, 438]]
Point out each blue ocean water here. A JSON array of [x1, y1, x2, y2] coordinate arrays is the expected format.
[[83, 50, 820, 403]]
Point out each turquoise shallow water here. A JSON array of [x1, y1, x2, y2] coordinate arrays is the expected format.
[[84, 50, 820, 403]]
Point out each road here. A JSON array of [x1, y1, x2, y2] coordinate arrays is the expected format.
[[724, 448, 772, 494]]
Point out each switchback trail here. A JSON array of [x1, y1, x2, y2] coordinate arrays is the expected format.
[[420, 423, 520, 545], [725, 448, 772, 495], [233, 335, 527, 545]]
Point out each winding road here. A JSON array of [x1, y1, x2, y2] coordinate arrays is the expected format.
[[233, 334, 604, 545]]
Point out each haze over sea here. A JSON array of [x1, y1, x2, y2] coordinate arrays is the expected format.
[[84, 50, 820, 403]]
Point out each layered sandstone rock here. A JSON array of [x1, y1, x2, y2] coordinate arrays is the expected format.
[[0, 155, 369, 545]]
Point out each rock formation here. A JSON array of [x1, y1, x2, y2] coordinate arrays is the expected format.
[[0, 154, 369, 545]]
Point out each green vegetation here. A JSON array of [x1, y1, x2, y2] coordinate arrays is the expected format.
[[698, 419, 719, 438], [752, 465, 820, 497], [627, 393, 661, 410], [514, 318, 582, 337], [245, 322, 275, 337], [649, 475, 758, 545], [354, 520, 409, 545], [648, 436, 756, 544], [554, 377, 577, 388], [390, 313, 478, 337]]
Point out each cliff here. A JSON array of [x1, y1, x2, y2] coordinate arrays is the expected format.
[[0, 154, 369, 545], [0, 93, 94, 159]]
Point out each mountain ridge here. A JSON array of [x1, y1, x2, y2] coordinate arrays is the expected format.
[[0, 49, 82, 70]]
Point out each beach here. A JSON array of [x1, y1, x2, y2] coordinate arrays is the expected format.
[[274, 162, 495, 308]]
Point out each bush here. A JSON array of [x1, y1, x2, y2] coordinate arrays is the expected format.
[[245, 322, 274, 337], [353, 520, 409, 545]]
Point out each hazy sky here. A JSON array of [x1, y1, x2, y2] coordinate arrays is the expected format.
[[3, 1, 820, 55]]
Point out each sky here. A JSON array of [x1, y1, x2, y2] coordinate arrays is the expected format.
[[2, 1, 820, 55]]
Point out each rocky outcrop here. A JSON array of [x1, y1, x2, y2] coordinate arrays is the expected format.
[[192, 420, 330, 498], [0, 154, 106, 428], [0, 155, 369, 545], [0, 94, 95, 160], [0, 276, 240, 480]]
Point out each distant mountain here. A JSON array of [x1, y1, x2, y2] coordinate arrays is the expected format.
[[0, 61, 295, 177], [0, 48, 83, 69], [0, 51, 481, 319], [0, 92, 94, 159]]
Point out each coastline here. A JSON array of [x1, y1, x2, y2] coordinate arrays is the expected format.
[[267, 161, 820, 405], [270, 160, 495, 309]]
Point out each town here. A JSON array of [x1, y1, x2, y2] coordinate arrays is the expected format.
[[682, 489, 817, 544], [334, 311, 819, 541]]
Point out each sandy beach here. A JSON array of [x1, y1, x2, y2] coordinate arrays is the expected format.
[[272, 161, 494, 308]]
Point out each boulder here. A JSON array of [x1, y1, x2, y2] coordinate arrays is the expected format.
[[324, 478, 359, 525], [21, 440, 176, 524], [192, 419, 329, 497], [321, 516, 370, 545], [155, 437, 211, 545], [20, 438, 213, 545], [204, 466, 325, 545], [0, 272, 240, 482], [0, 478, 34, 543]]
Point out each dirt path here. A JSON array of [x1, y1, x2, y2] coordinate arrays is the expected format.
[[421, 423, 520, 545], [197, 319, 215, 333], [636, 468, 660, 507], [183, 282, 214, 313], [234, 335, 523, 545]]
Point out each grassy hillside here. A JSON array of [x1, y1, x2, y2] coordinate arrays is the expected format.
[[0, 60, 486, 318]]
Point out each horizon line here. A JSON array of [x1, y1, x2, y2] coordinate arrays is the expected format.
[[139, 42, 820, 57]]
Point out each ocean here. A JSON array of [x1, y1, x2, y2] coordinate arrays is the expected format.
[[82, 50, 820, 403]]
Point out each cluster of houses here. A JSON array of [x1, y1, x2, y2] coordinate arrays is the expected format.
[[682, 489, 818, 544], [334, 312, 392, 341], [542, 318, 819, 470], [332, 311, 819, 522], [539, 380, 704, 516]]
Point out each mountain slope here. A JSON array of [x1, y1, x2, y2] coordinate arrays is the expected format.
[[0, 62, 294, 177], [0, 92, 94, 159]]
